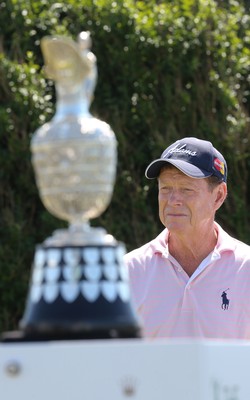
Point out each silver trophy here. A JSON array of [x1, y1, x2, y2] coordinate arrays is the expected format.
[[19, 32, 141, 340]]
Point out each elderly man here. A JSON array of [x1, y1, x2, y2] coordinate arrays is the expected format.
[[125, 137, 250, 339]]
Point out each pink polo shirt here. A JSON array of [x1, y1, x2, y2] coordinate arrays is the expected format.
[[125, 223, 250, 339]]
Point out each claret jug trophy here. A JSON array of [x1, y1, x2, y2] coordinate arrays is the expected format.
[[18, 32, 141, 340]]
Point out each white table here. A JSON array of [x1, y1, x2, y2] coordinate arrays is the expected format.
[[0, 338, 249, 399]]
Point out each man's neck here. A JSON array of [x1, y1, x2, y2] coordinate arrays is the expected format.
[[168, 226, 218, 277]]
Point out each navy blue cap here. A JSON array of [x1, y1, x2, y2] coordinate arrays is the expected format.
[[145, 137, 227, 182]]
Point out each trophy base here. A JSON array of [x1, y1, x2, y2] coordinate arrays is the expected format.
[[19, 240, 141, 341]]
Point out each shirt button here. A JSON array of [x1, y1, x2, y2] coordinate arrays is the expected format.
[[178, 268, 181, 272]]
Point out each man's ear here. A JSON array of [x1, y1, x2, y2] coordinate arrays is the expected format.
[[214, 182, 227, 211]]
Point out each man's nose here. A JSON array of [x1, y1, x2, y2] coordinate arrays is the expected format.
[[168, 189, 183, 205]]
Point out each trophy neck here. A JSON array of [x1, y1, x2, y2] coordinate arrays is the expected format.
[[54, 85, 91, 120]]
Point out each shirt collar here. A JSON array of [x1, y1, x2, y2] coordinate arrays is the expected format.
[[152, 228, 170, 255], [153, 222, 236, 256], [214, 222, 237, 253]]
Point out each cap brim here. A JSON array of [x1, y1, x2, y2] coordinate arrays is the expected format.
[[145, 159, 212, 179]]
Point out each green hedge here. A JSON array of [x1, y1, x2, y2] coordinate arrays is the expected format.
[[0, 0, 250, 332]]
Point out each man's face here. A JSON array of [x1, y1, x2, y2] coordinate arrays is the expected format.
[[158, 166, 225, 235]]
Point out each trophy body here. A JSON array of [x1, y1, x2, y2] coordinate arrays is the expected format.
[[31, 115, 116, 232], [19, 33, 141, 340]]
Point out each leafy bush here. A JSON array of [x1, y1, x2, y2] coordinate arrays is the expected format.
[[0, 0, 249, 331]]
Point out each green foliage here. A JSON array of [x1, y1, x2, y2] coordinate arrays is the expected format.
[[0, 0, 250, 331]]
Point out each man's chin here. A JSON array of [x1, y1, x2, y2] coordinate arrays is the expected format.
[[166, 224, 189, 234]]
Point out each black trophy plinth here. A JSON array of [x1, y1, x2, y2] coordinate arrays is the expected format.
[[12, 243, 141, 341]]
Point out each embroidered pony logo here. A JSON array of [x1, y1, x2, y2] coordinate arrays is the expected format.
[[221, 289, 230, 310]]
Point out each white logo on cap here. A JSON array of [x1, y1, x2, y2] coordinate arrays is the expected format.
[[165, 144, 197, 157]]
